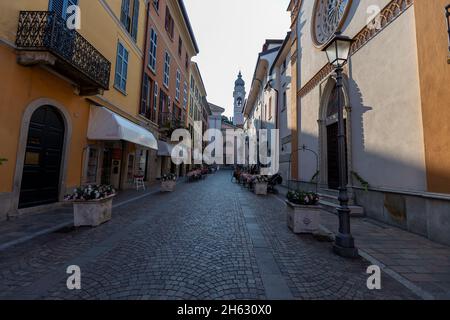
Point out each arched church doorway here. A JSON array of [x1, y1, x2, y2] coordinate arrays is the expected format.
[[321, 83, 348, 190]]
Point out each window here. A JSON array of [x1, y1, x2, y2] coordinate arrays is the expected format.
[[49, 0, 79, 20], [153, 0, 159, 12], [185, 53, 189, 70], [178, 37, 183, 57], [165, 6, 174, 39], [190, 75, 195, 91], [120, 0, 140, 41], [153, 82, 158, 121], [140, 74, 151, 118], [148, 28, 157, 72], [85, 147, 98, 184], [269, 97, 272, 119], [163, 52, 171, 88], [282, 91, 287, 111], [183, 81, 188, 109], [189, 97, 194, 117], [127, 153, 135, 182], [175, 69, 181, 101], [115, 42, 129, 93]]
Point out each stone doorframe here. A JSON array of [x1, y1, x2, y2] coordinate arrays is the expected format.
[[317, 75, 354, 201], [11, 98, 73, 217]]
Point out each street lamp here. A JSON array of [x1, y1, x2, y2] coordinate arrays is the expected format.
[[322, 32, 358, 258]]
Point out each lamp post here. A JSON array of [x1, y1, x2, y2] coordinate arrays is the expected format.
[[322, 32, 358, 258]]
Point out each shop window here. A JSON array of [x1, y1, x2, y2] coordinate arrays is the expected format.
[[86, 147, 99, 184], [127, 153, 135, 182], [136, 149, 147, 179]]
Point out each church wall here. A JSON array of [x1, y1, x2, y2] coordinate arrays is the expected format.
[[295, 0, 450, 245], [297, 1, 426, 192], [349, 6, 426, 192]]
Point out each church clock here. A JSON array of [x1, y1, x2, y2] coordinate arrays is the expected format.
[[312, 0, 353, 47]]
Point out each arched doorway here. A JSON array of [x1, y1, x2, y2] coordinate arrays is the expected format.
[[19, 105, 65, 208], [318, 77, 351, 190], [326, 85, 348, 189]]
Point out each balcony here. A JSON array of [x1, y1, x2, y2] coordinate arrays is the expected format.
[[15, 11, 111, 96], [159, 112, 184, 133]]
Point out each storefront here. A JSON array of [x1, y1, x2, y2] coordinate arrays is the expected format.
[[86, 106, 158, 190]]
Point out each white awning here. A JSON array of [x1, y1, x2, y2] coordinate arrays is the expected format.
[[87, 106, 158, 150], [157, 140, 173, 156], [158, 140, 190, 160]]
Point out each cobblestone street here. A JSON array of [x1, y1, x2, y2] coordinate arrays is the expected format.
[[0, 172, 417, 300]]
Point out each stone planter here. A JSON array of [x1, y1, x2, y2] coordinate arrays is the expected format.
[[161, 180, 176, 192], [72, 195, 115, 227], [286, 200, 322, 234], [254, 182, 268, 195]]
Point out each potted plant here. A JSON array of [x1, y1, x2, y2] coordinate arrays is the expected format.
[[161, 173, 177, 192], [286, 190, 321, 234], [65, 185, 116, 227], [254, 175, 269, 195]]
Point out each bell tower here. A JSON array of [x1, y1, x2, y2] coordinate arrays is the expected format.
[[233, 71, 245, 126]]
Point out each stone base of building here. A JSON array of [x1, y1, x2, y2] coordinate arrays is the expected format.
[[354, 188, 450, 246]]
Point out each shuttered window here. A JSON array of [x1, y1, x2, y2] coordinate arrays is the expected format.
[[120, 0, 140, 41], [148, 28, 157, 72], [115, 42, 129, 92], [163, 52, 171, 88], [49, 0, 79, 20]]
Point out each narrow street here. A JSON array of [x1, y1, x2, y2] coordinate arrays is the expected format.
[[0, 171, 415, 300]]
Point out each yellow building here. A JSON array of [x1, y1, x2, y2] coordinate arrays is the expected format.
[[0, 0, 158, 220]]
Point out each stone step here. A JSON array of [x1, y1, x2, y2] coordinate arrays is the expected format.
[[319, 199, 365, 217], [318, 192, 339, 204]]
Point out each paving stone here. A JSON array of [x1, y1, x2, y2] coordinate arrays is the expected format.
[[0, 172, 418, 300]]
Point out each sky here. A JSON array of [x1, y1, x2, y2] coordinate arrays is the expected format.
[[184, 0, 291, 118]]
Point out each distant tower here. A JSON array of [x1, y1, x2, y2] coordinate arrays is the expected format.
[[233, 71, 246, 126]]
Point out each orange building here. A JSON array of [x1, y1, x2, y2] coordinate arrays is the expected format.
[[0, 0, 201, 222], [140, 0, 199, 177]]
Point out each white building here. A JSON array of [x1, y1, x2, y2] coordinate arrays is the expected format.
[[207, 103, 225, 163], [269, 33, 293, 186]]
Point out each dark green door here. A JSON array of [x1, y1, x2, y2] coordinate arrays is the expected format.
[[327, 121, 347, 190], [19, 106, 65, 208]]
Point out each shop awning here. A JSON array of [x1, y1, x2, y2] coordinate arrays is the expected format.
[[87, 106, 158, 150], [158, 140, 191, 160], [157, 140, 173, 157]]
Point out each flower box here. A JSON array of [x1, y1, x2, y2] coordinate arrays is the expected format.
[[286, 200, 322, 234], [254, 182, 268, 195], [73, 195, 115, 227], [161, 180, 176, 192]]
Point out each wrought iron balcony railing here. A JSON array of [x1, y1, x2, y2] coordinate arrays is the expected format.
[[15, 11, 111, 93], [159, 112, 183, 130]]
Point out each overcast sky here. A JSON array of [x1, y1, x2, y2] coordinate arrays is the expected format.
[[184, 0, 291, 118]]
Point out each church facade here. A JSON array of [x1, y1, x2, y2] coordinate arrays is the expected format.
[[288, 0, 450, 245]]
